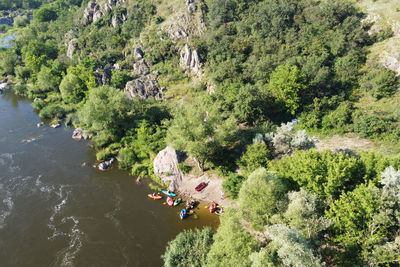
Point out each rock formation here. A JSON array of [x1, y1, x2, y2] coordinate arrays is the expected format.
[[180, 44, 202, 76], [67, 38, 78, 59], [153, 146, 185, 191], [94, 66, 113, 86]]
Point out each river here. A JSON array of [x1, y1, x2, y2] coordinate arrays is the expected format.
[[0, 92, 219, 266]]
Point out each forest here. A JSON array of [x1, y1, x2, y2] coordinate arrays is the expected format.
[[1, 0, 400, 265]]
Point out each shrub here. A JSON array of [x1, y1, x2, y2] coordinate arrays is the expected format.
[[32, 100, 45, 110], [360, 66, 398, 99], [38, 104, 65, 119], [222, 173, 246, 199], [178, 162, 192, 174], [238, 143, 270, 174], [117, 147, 137, 170], [352, 111, 392, 138], [96, 150, 113, 161], [13, 84, 27, 96]]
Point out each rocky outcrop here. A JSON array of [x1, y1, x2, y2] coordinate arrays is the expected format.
[[132, 59, 150, 76], [187, 0, 197, 13], [124, 77, 164, 100], [153, 146, 185, 191], [83, 0, 126, 25], [72, 128, 87, 141], [98, 158, 114, 171], [67, 38, 78, 59], [94, 66, 113, 86], [180, 44, 202, 76]]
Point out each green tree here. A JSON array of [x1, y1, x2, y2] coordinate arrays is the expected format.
[[265, 224, 323, 266], [284, 189, 331, 240], [0, 50, 18, 75], [162, 227, 214, 267], [35, 66, 60, 93], [239, 168, 288, 229], [268, 64, 307, 115], [59, 72, 85, 103], [34, 6, 58, 22], [270, 149, 366, 200], [206, 208, 259, 267], [166, 97, 237, 171], [238, 143, 271, 175]]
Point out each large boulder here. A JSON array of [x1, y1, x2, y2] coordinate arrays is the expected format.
[[153, 146, 185, 191], [124, 77, 163, 100], [94, 66, 113, 86]]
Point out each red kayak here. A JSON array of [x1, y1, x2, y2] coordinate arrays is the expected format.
[[195, 182, 207, 192], [167, 197, 174, 206], [209, 202, 216, 213]]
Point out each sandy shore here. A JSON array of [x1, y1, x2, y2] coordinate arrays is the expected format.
[[174, 172, 233, 208]]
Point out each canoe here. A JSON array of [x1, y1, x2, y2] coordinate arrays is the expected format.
[[162, 190, 177, 197], [209, 202, 216, 213], [179, 209, 187, 219], [174, 198, 182, 206], [195, 182, 207, 192], [148, 194, 162, 200], [167, 197, 174, 206]]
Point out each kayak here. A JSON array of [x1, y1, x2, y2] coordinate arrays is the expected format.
[[162, 190, 177, 197], [179, 209, 187, 219], [174, 198, 182, 206], [209, 202, 216, 213], [186, 200, 196, 210], [148, 194, 162, 200], [195, 182, 207, 192], [167, 197, 174, 206]]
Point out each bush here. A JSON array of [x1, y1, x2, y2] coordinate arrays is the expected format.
[[352, 111, 392, 139], [238, 143, 270, 174], [222, 173, 246, 199], [38, 104, 65, 119], [32, 100, 45, 110], [178, 162, 192, 174], [13, 84, 27, 96], [96, 150, 113, 161], [117, 147, 137, 170], [360, 66, 398, 99], [321, 102, 353, 132]]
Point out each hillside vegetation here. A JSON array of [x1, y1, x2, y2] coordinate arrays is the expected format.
[[2, 0, 400, 265]]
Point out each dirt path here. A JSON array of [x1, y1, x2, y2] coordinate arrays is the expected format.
[[316, 133, 374, 152]]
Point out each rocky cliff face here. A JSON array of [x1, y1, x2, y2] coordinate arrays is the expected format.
[[180, 44, 202, 76]]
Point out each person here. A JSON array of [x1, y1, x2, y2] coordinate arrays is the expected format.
[[220, 190, 224, 200], [152, 192, 156, 197]]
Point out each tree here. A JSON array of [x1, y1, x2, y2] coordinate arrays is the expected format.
[[162, 227, 214, 267], [166, 97, 237, 171], [77, 86, 131, 136], [34, 6, 58, 22], [265, 224, 323, 267], [0, 50, 18, 75], [59, 72, 85, 103], [270, 149, 366, 200], [238, 143, 270, 175], [268, 64, 307, 115], [238, 168, 288, 229], [35, 66, 60, 93], [285, 189, 331, 240], [206, 208, 259, 267]]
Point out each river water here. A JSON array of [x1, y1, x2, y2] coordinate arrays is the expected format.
[[0, 92, 218, 266]]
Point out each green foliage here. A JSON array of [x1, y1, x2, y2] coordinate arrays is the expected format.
[[177, 162, 192, 174], [352, 111, 396, 139], [96, 150, 113, 161], [268, 64, 307, 115], [321, 102, 353, 133], [360, 65, 398, 99], [77, 86, 131, 136], [0, 50, 18, 75], [239, 168, 288, 229], [59, 72, 84, 103], [117, 147, 137, 170], [166, 97, 237, 171], [265, 224, 323, 266], [35, 65, 60, 93], [34, 6, 58, 22], [270, 149, 366, 200], [13, 84, 28, 96], [111, 70, 131, 90], [222, 172, 246, 199], [13, 15, 29, 28], [38, 104, 65, 119], [162, 227, 214, 267], [206, 208, 259, 267], [238, 143, 270, 174], [31, 99, 45, 110]]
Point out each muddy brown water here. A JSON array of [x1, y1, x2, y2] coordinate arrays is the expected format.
[[0, 92, 219, 266]]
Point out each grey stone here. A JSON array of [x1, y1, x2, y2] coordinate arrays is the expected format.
[[98, 158, 114, 171], [180, 44, 202, 76], [67, 38, 78, 59], [153, 146, 185, 191]]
